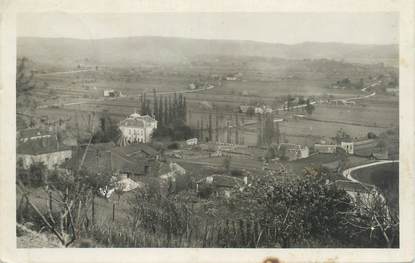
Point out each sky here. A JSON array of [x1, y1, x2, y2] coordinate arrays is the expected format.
[[18, 12, 398, 45]]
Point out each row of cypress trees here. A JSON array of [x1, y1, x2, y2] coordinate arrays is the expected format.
[[140, 89, 187, 127]]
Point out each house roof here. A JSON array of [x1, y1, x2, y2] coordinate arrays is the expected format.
[[17, 136, 71, 155], [119, 118, 145, 128], [119, 114, 156, 128], [69, 142, 147, 175], [112, 144, 158, 157]]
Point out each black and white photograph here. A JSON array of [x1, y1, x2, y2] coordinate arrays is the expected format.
[[13, 11, 402, 250]]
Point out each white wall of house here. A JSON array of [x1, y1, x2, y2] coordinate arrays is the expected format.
[[119, 120, 157, 144], [120, 126, 147, 143], [17, 150, 72, 170], [341, 142, 354, 154]]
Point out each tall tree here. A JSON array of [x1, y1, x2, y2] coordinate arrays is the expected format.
[[263, 113, 275, 145], [153, 89, 158, 120], [215, 111, 219, 142], [158, 96, 164, 126], [235, 113, 239, 145], [140, 93, 147, 115], [257, 114, 263, 147], [208, 113, 213, 142], [168, 96, 172, 124], [182, 96, 187, 123], [173, 93, 178, 121], [200, 118, 204, 142], [164, 96, 169, 125]]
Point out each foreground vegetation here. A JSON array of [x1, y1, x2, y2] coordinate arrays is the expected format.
[[17, 164, 399, 248]]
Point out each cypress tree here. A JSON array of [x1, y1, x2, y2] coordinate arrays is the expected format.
[[153, 89, 158, 120], [235, 113, 239, 145], [182, 97, 187, 123], [178, 94, 184, 121], [215, 111, 219, 142], [200, 118, 204, 142], [208, 113, 212, 142], [164, 96, 168, 125], [173, 93, 178, 121], [168, 96, 172, 124], [158, 96, 163, 126], [141, 92, 146, 115], [145, 99, 152, 116]]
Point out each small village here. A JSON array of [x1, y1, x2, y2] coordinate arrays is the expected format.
[[14, 14, 400, 249], [16, 79, 399, 248]]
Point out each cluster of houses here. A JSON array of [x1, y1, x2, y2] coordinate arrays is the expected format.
[[314, 141, 354, 155], [17, 111, 166, 196], [239, 104, 273, 115]]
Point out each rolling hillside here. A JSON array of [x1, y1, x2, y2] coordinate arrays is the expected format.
[[18, 36, 398, 67]]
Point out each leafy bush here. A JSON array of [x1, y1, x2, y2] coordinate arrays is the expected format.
[[227, 173, 352, 247]]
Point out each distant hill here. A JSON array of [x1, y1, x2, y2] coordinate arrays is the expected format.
[[17, 36, 398, 67]]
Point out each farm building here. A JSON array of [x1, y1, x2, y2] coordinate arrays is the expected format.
[[103, 89, 121, 97], [341, 142, 354, 154], [119, 112, 157, 144], [314, 144, 337, 154], [278, 143, 309, 161], [196, 174, 247, 198], [68, 143, 157, 177], [17, 135, 72, 170], [18, 128, 54, 143], [186, 138, 198, 145]]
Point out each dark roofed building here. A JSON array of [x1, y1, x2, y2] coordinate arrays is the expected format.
[[18, 128, 54, 143], [69, 142, 153, 177], [17, 135, 72, 170]]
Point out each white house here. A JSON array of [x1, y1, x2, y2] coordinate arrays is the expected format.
[[341, 142, 354, 154], [186, 138, 198, 145], [119, 112, 157, 145]]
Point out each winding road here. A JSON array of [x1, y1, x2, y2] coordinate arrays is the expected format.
[[342, 160, 399, 183]]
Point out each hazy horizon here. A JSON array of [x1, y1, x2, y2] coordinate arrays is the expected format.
[[17, 35, 398, 46], [18, 12, 398, 45]]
